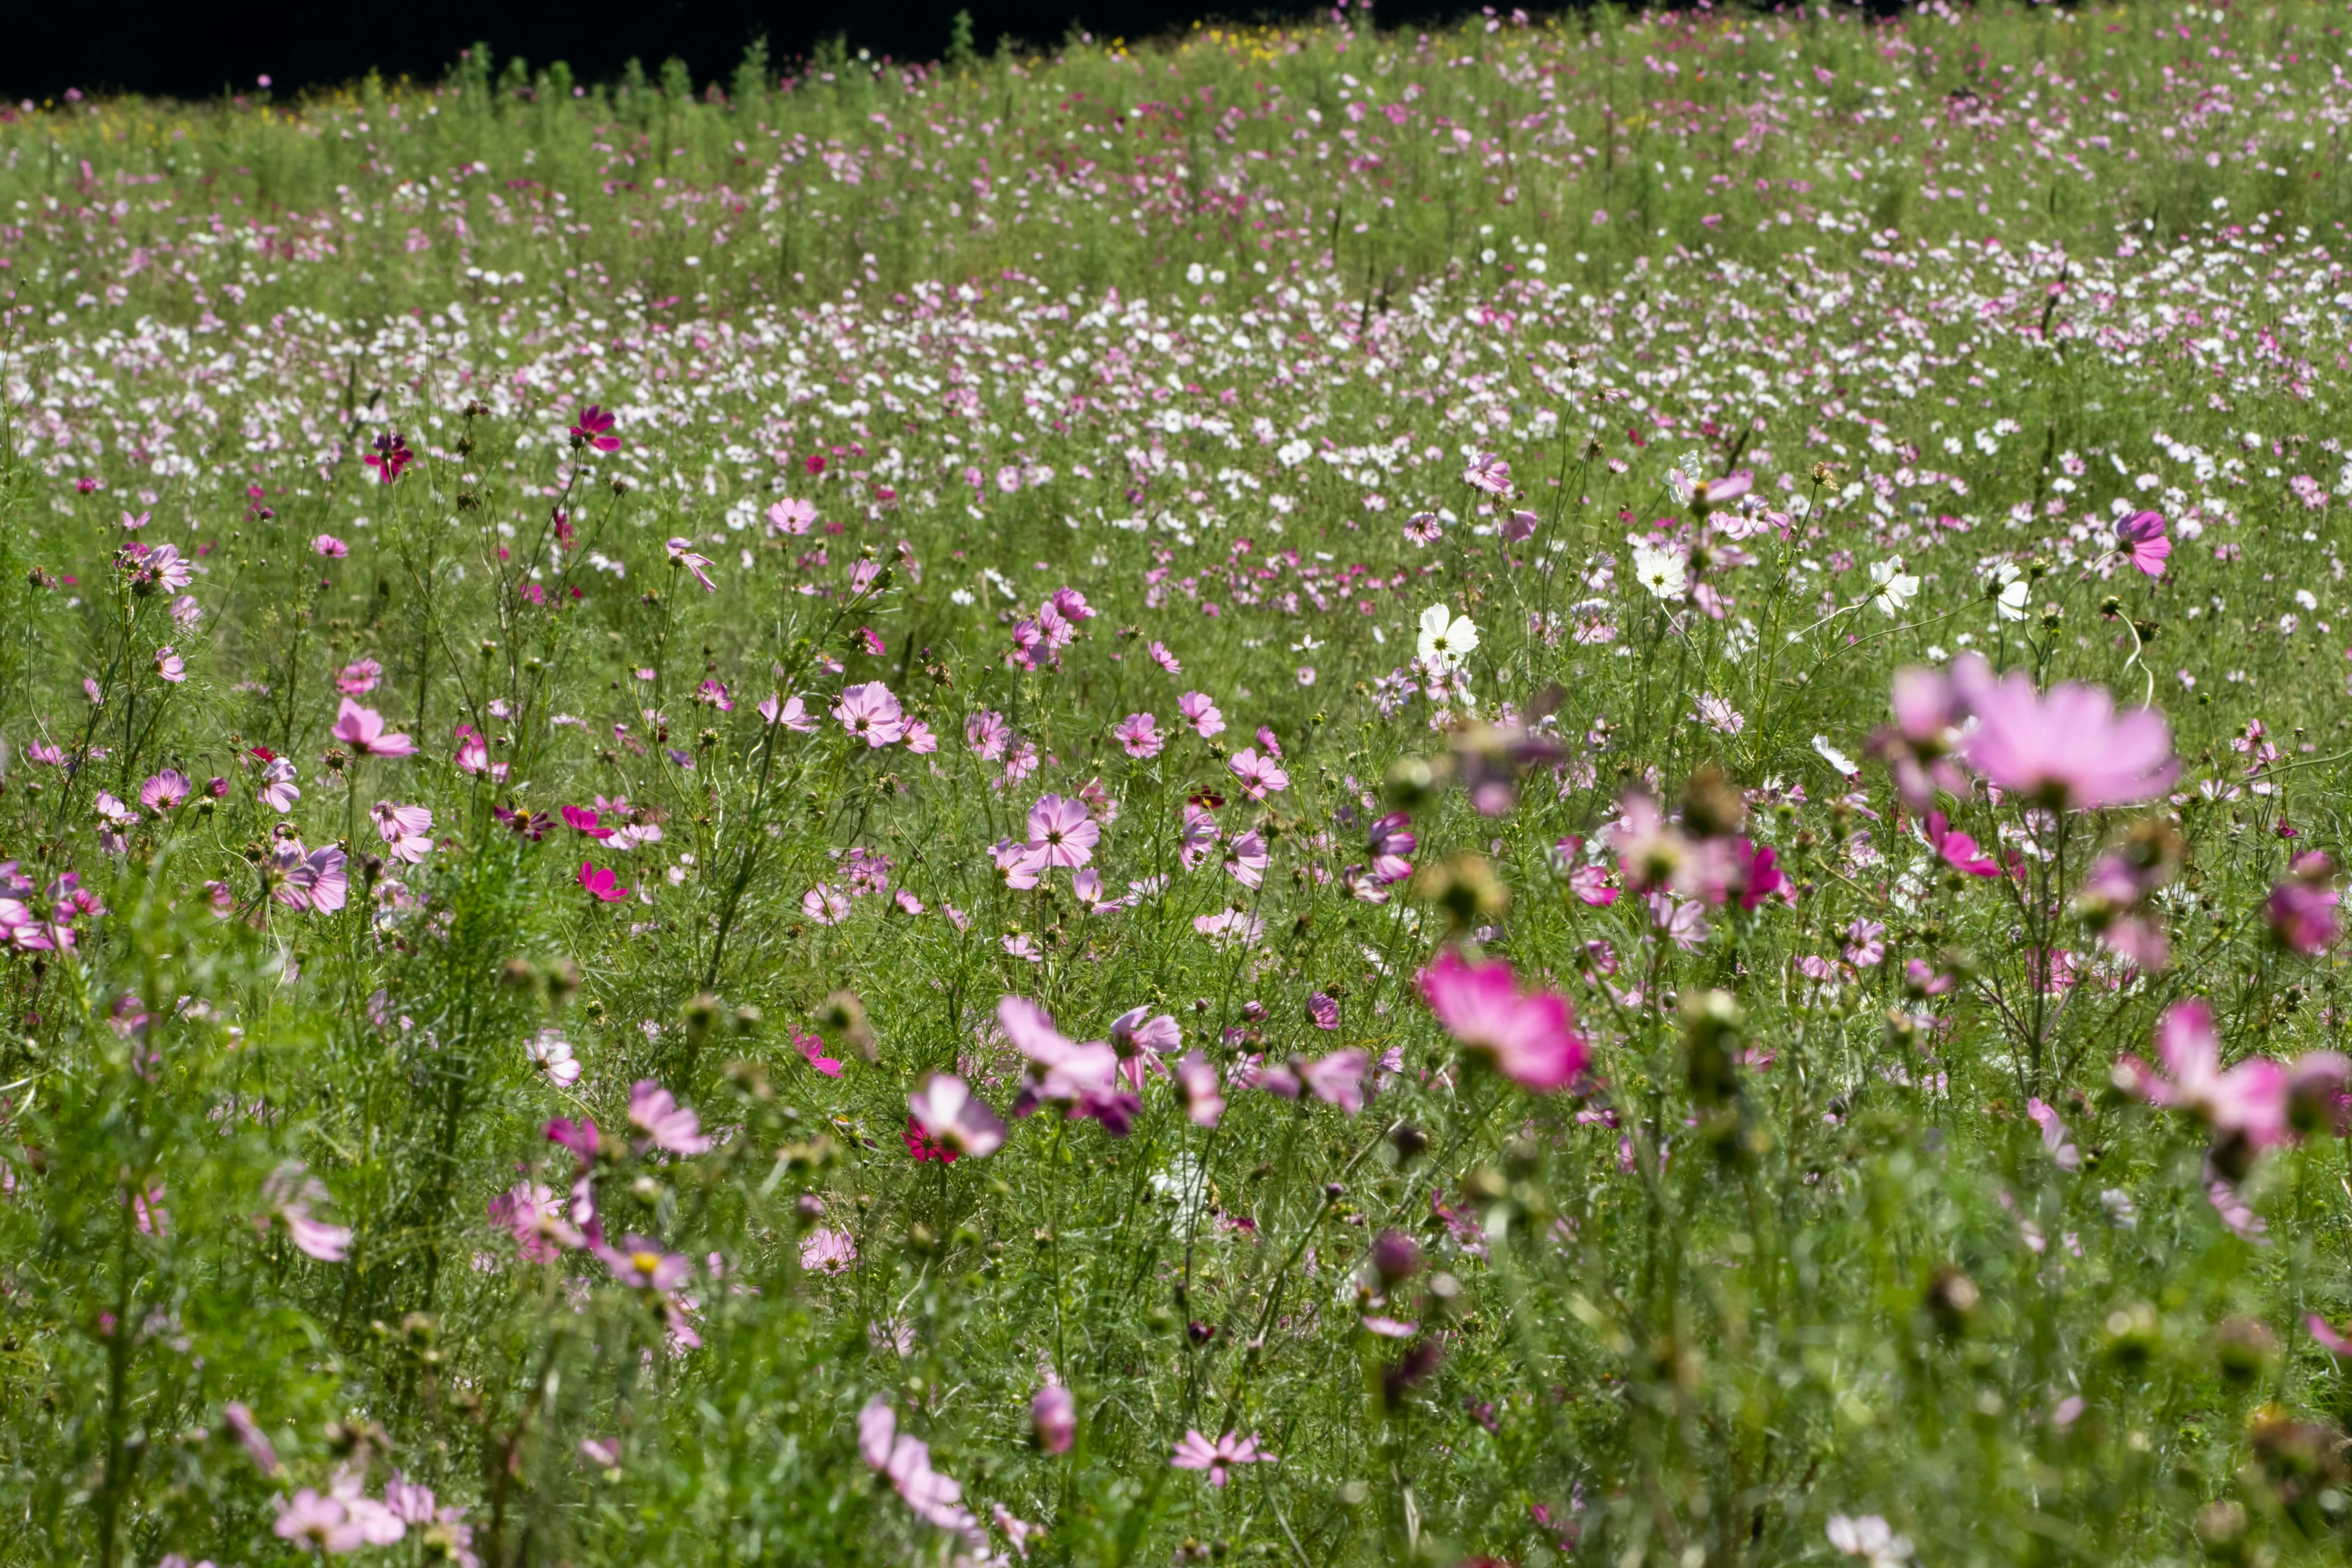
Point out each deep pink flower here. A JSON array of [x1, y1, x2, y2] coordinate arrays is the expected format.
[[1954, 656, 2177, 810], [337, 658, 383, 695], [140, 769, 191, 812], [1170, 1429, 1272, 1486], [1872, 665, 1971, 808], [577, 861, 631, 902], [1417, 949, 1589, 1092], [363, 431, 413, 484], [1924, 811, 1999, 876], [562, 804, 614, 840], [2115, 510, 2171, 578], [568, 404, 622, 452], [2267, 854, 2341, 956], [331, 698, 416, 758]]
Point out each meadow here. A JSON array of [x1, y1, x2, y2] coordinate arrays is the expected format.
[[4, 2, 2352, 1564]]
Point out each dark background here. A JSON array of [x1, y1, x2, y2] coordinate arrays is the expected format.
[[3, 0, 1491, 102]]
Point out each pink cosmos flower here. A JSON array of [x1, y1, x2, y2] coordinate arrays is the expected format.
[[257, 756, 300, 813], [562, 804, 614, 840], [140, 769, 191, 812], [259, 1162, 352, 1262], [766, 496, 816, 534], [1026, 794, 1099, 868], [1297, 1048, 1370, 1115], [1404, 512, 1443, 547], [594, 1232, 691, 1294], [1072, 867, 1124, 914], [1170, 1429, 1272, 1486], [577, 861, 631, 902], [1694, 471, 1754, 508], [665, 537, 717, 592], [834, 682, 907, 746], [2267, 853, 2340, 956], [1462, 451, 1512, 496], [374, 800, 434, 863], [1227, 748, 1289, 800], [1114, 712, 1164, 758], [146, 543, 195, 590], [223, 1400, 281, 1474], [627, 1079, 714, 1155], [1174, 1051, 1224, 1126], [1224, 829, 1270, 889], [966, 709, 1011, 760], [2308, 1315, 2352, 1359], [312, 533, 349, 559], [154, 645, 186, 684], [337, 658, 383, 695], [489, 1180, 582, 1262], [568, 404, 622, 452], [1148, 640, 1182, 675], [908, 1073, 1008, 1158], [363, 431, 413, 484], [1177, 691, 1226, 738], [801, 1227, 856, 1272], [271, 841, 348, 913], [1954, 655, 2177, 810], [452, 725, 498, 777], [990, 839, 1047, 891], [1368, 812, 1418, 883], [758, 693, 818, 731], [1418, 949, 1590, 1092], [274, 1488, 368, 1553], [2115, 510, 2171, 578], [331, 698, 417, 758], [1873, 666, 1972, 809], [1924, 811, 1999, 876], [1308, 991, 1340, 1030], [859, 1398, 980, 1536], [2026, 1098, 2082, 1172], [1031, 1384, 1076, 1455], [2113, 998, 2289, 1148]]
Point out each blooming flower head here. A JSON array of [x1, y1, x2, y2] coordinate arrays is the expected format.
[[1026, 793, 1099, 869], [569, 404, 621, 452], [594, 1232, 690, 1294], [1177, 691, 1226, 738], [1227, 748, 1290, 801], [140, 769, 191, 812], [627, 1079, 713, 1155], [1954, 655, 2177, 810], [1631, 541, 1687, 600], [2113, 998, 2289, 1149], [1417, 949, 1589, 1091], [363, 431, 414, 484], [1868, 556, 1919, 617], [665, 537, 717, 593], [257, 755, 300, 813], [834, 682, 906, 747], [577, 861, 631, 902], [153, 644, 187, 684], [1404, 511, 1444, 547], [1031, 1383, 1076, 1455], [312, 533, 349, 559], [2115, 510, 2171, 577], [1113, 712, 1164, 758], [766, 496, 816, 534], [1170, 1429, 1272, 1486], [908, 1073, 1008, 1159], [259, 1162, 352, 1261], [374, 800, 434, 863], [1416, 603, 1480, 671], [2267, 852, 2341, 956], [1462, 451, 1512, 495], [337, 658, 383, 695], [331, 698, 417, 758]]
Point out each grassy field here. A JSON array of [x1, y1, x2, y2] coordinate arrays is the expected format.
[[5, 5, 2352, 1566]]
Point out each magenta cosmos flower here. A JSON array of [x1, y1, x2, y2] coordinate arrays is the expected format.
[[2114, 510, 2171, 578], [1953, 656, 2177, 810], [331, 698, 417, 758], [363, 431, 413, 484], [1417, 949, 1589, 1091], [1170, 1429, 1272, 1486], [907, 1073, 1007, 1158], [834, 682, 906, 747], [568, 404, 622, 452]]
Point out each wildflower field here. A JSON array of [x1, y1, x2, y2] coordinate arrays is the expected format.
[[10, 2, 2352, 1563]]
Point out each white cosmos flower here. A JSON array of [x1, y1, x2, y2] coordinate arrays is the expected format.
[[1632, 542, 1687, 600], [1417, 603, 1479, 672], [1986, 561, 2030, 622], [1869, 556, 1920, 617], [1812, 735, 1860, 777]]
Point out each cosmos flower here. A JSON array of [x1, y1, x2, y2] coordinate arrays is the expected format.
[[374, 801, 435, 863], [1417, 949, 1589, 1092], [908, 1073, 1008, 1158], [2113, 999, 2288, 1148], [1631, 542, 1687, 600], [1177, 692, 1226, 738], [1170, 1429, 1272, 1486], [363, 431, 413, 484], [1113, 712, 1164, 757], [1416, 603, 1479, 671], [1461, 451, 1512, 495], [1025, 794, 1099, 868], [665, 537, 718, 592], [1868, 557, 1919, 617], [568, 404, 622, 452], [331, 698, 417, 758], [834, 683, 907, 746], [1953, 655, 2176, 810], [2114, 510, 2171, 577], [1031, 1384, 1076, 1455], [1227, 748, 1289, 801]]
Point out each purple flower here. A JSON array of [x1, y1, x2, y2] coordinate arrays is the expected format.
[[1031, 1384, 1076, 1455], [1025, 794, 1100, 869], [665, 536, 717, 592], [1461, 451, 1512, 495]]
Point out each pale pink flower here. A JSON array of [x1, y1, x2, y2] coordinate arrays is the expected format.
[[834, 682, 906, 746], [274, 1488, 366, 1553], [1114, 712, 1164, 758], [1177, 691, 1226, 738], [154, 645, 186, 684], [260, 1163, 352, 1262], [1953, 656, 2177, 810], [1031, 1384, 1076, 1455], [801, 1228, 857, 1273], [627, 1079, 714, 1155], [1227, 748, 1289, 800], [489, 1180, 582, 1262], [665, 537, 718, 592], [1026, 794, 1099, 869], [765, 497, 817, 535], [311, 533, 349, 559], [594, 1232, 692, 1294], [373, 800, 434, 863], [1418, 949, 1589, 1091], [966, 709, 1011, 760], [257, 756, 300, 813], [2113, 999, 2289, 1148], [1174, 1051, 1224, 1127], [1170, 1429, 1271, 1486], [336, 658, 383, 695], [908, 1073, 1008, 1158], [140, 770, 191, 812], [990, 839, 1046, 891], [1148, 640, 1182, 675], [1462, 451, 1512, 496], [331, 698, 417, 758]]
